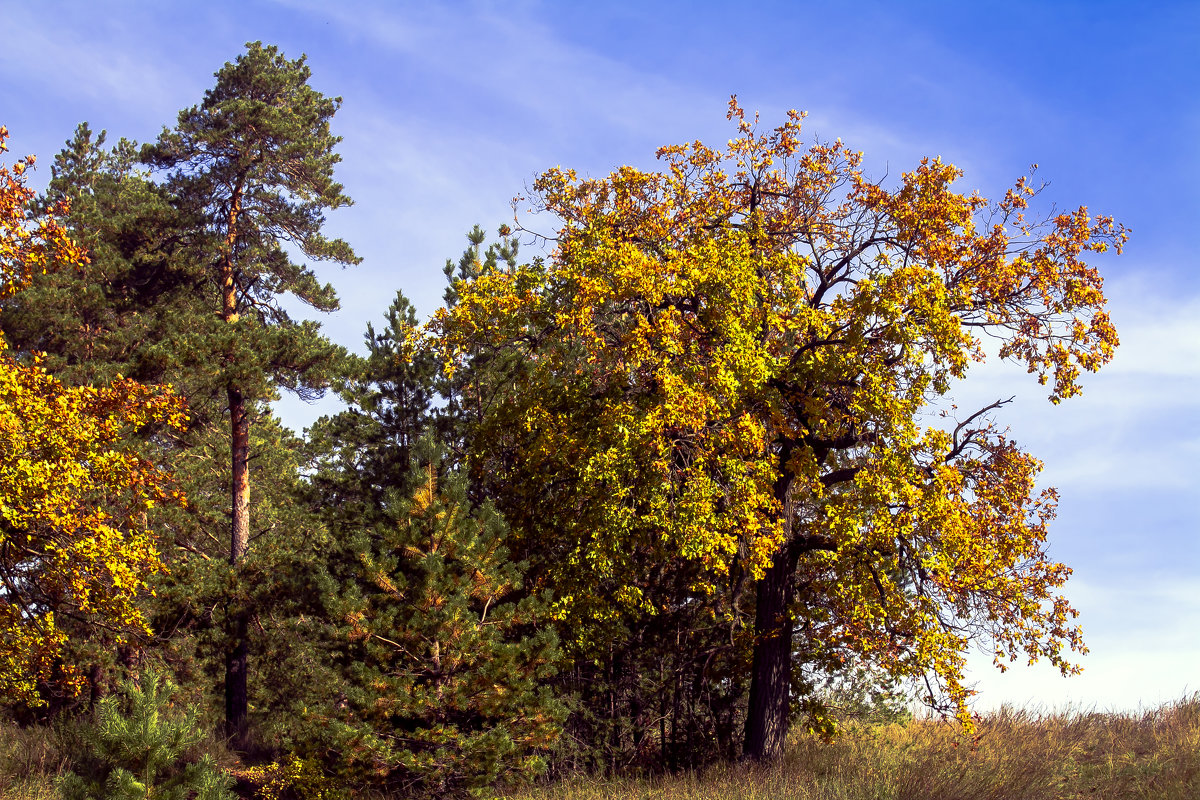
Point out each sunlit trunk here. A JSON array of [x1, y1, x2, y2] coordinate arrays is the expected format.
[[225, 385, 250, 746], [221, 186, 250, 747]]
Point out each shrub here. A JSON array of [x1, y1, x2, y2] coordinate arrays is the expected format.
[[56, 669, 234, 800]]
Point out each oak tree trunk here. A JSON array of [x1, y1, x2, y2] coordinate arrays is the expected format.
[[743, 461, 799, 761], [742, 546, 794, 760]]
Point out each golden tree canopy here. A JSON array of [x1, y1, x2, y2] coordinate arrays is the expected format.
[[435, 100, 1126, 719], [0, 127, 186, 705]]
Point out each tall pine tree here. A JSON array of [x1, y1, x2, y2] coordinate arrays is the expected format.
[[2, 122, 340, 735], [142, 41, 358, 745]]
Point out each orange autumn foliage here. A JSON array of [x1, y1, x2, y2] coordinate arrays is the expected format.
[[0, 127, 186, 706], [435, 100, 1127, 730]]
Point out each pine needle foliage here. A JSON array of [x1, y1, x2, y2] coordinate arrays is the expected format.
[[318, 444, 564, 798], [57, 669, 234, 800], [142, 39, 360, 745]]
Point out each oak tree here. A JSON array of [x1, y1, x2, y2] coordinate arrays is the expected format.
[[435, 100, 1126, 761]]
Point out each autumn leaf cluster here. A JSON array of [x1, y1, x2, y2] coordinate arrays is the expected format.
[[0, 127, 185, 706], [436, 97, 1126, 731]]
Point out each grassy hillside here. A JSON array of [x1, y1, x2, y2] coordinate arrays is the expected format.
[[4, 698, 1199, 799]]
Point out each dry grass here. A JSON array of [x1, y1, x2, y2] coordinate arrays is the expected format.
[[4, 697, 1198, 798], [503, 696, 1200, 800], [0, 722, 69, 800]]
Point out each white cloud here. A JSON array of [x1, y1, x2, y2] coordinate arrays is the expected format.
[[1103, 278, 1200, 380], [929, 268, 1200, 495], [966, 575, 1200, 712]]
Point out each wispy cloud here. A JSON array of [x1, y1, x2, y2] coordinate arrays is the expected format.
[[270, 0, 724, 154], [930, 267, 1200, 494], [1, 3, 202, 127]]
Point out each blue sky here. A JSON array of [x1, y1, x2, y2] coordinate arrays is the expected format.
[[2, 0, 1197, 712]]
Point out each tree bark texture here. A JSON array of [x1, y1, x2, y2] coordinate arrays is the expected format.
[[220, 184, 251, 746], [224, 609, 249, 745], [743, 461, 799, 761], [225, 385, 251, 745], [742, 547, 795, 760]]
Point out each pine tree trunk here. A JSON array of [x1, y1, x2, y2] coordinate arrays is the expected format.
[[220, 184, 250, 747], [225, 614, 249, 745], [225, 385, 251, 745], [742, 547, 794, 760], [229, 388, 251, 561]]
